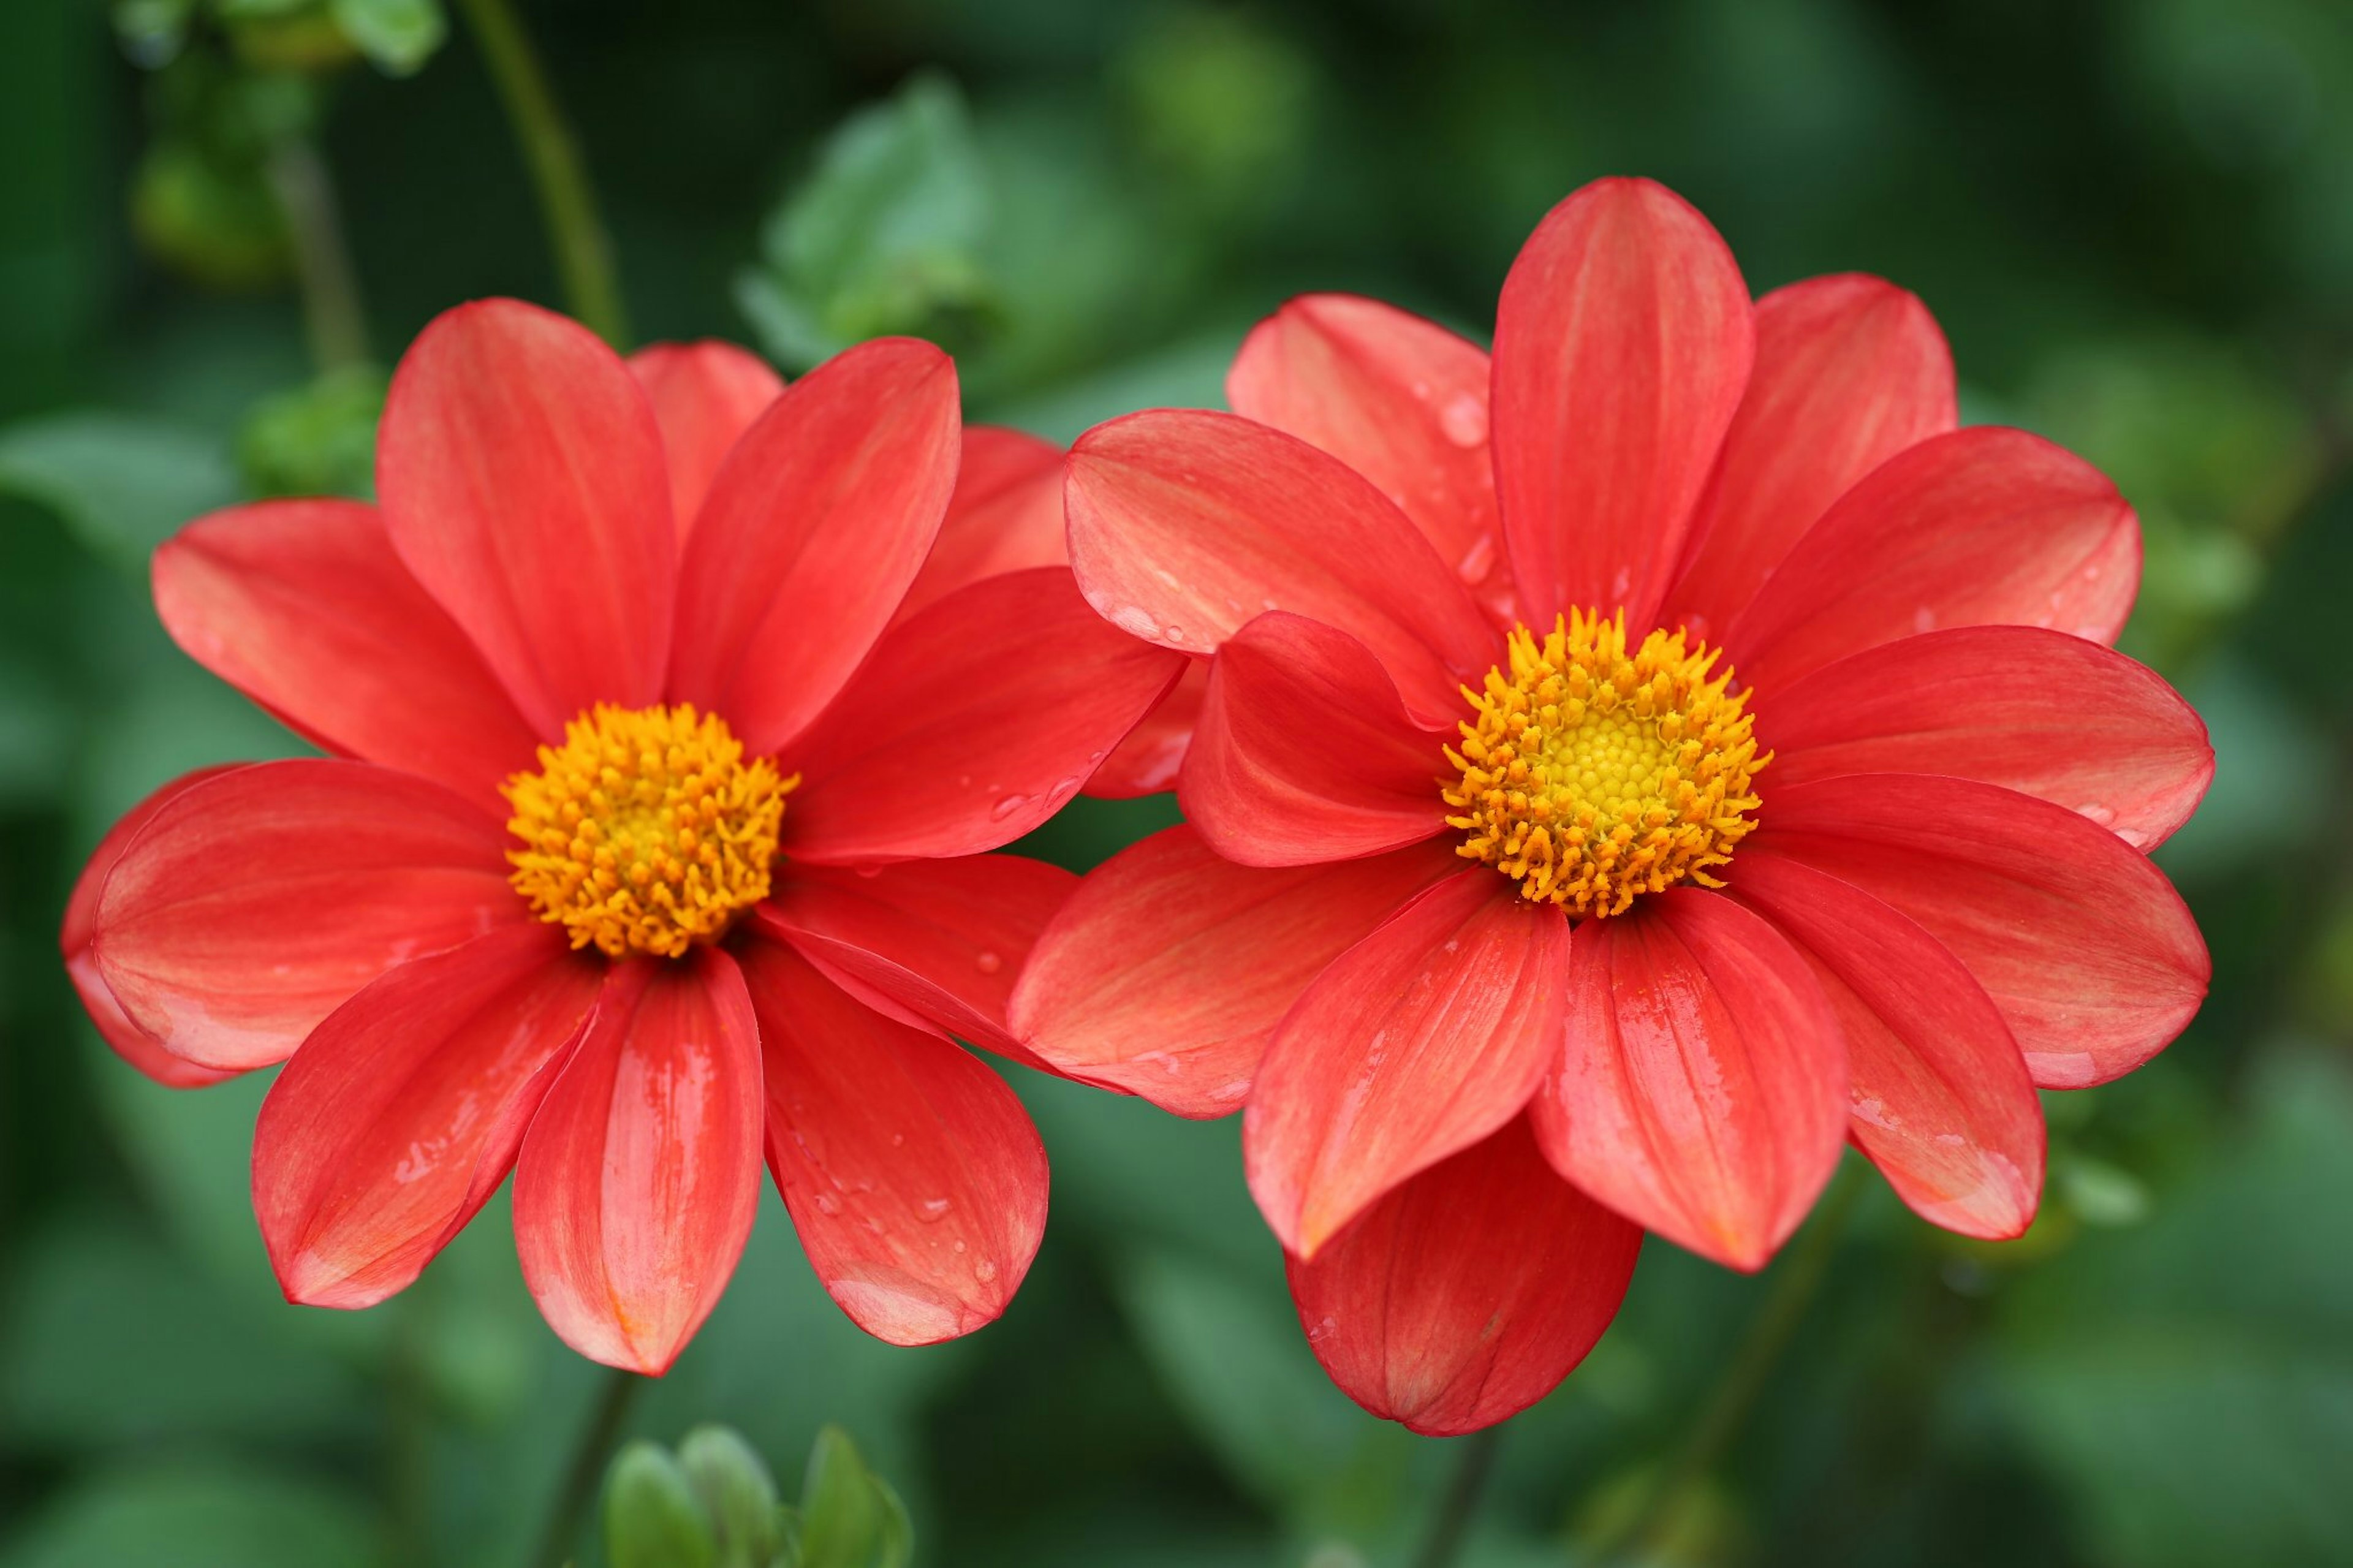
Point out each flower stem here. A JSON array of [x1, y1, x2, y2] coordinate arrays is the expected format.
[[1582, 1159, 1864, 1566], [529, 1363, 644, 1568], [453, 0, 631, 347], [1411, 1423, 1506, 1568], [266, 138, 369, 372]]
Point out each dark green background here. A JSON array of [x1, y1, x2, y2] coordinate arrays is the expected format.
[[4, 0, 2351, 1563]]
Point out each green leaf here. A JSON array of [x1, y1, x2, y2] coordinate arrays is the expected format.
[[678, 1425, 783, 1568], [0, 413, 237, 573], [796, 1426, 909, 1568], [0, 1464, 376, 1568], [328, 0, 445, 75], [604, 1441, 718, 1568], [236, 363, 386, 498]]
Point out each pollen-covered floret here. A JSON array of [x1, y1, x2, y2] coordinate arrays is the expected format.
[[1443, 610, 1767, 917]]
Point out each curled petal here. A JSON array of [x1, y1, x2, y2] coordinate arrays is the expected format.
[[1533, 888, 1847, 1271], [629, 341, 786, 539], [1727, 854, 2043, 1240], [153, 499, 540, 811], [1010, 827, 1462, 1118], [1064, 409, 1498, 724], [1085, 661, 1205, 800], [254, 924, 601, 1308], [740, 938, 1046, 1345], [668, 338, 960, 757], [1748, 774, 2208, 1088], [1246, 870, 1570, 1256], [1288, 1117, 1642, 1435], [1764, 625, 2213, 850], [94, 760, 518, 1072], [1493, 177, 1755, 631], [755, 853, 1076, 1064], [1724, 426, 2140, 693], [1665, 273, 1956, 638], [786, 568, 1186, 864], [1181, 612, 1450, 866], [379, 298, 675, 734], [513, 948, 767, 1374]]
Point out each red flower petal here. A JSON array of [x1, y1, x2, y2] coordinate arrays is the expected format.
[[513, 947, 765, 1374], [1246, 870, 1570, 1257], [1180, 612, 1450, 866], [1287, 1117, 1642, 1436], [379, 299, 675, 735], [1009, 827, 1463, 1119], [1748, 774, 2208, 1088], [1724, 426, 2140, 694], [1492, 177, 1754, 632], [1083, 660, 1205, 800], [1727, 854, 2043, 1240], [61, 767, 243, 1088], [784, 567, 1186, 863], [254, 924, 602, 1308], [1664, 274, 1955, 639], [1531, 888, 1846, 1271], [740, 938, 1046, 1346], [94, 760, 519, 1072], [629, 341, 786, 540], [895, 425, 1068, 624], [1227, 294, 1509, 610], [153, 500, 540, 812], [753, 853, 1076, 1065], [1064, 409, 1498, 725], [1764, 626, 2213, 850], [667, 338, 960, 757]]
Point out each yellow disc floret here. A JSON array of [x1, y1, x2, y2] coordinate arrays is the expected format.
[[502, 703, 794, 959], [1443, 610, 1767, 917]]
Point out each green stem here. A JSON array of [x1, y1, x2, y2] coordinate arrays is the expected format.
[[1411, 1423, 1506, 1568], [266, 138, 369, 372], [529, 1365, 645, 1568], [1582, 1160, 1865, 1566], [453, 0, 630, 346]]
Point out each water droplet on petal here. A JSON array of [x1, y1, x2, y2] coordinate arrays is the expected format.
[[1457, 533, 1496, 584], [1438, 392, 1488, 447], [975, 950, 1003, 974], [990, 793, 1032, 821], [975, 1259, 998, 1282], [919, 1197, 952, 1221], [814, 1192, 843, 1215]]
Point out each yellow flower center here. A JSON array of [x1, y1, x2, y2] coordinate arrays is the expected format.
[[1442, 610, 1766, 917], [502, 703, 795, 959]]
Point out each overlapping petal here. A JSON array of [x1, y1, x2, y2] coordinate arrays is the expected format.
[[754, 854, 1075, 1064], [1492, 177, 1754, 631], [1664, 274, 1956, 638], [629, 341, 786, 538], [513, 947, 766, 1374], [1227, 294, 1508, 608], [61, 767, 243, 1088], [741, 939, 1046, 1345], [254, 923, 602, 1308], [1287, 1118, 1642, 1435], [1181, 612, 1449, 866], [1064, 409, 1498, 723], [1748, 774, 2207, 1088], [94, 760, 518, 1071], [1010, 828, 1461, 1118], [785, 567, 1186, 863], [896, 425, 1069, 623], [1764, 626, 2213, 849], [667, 337, 960, 757], [378, 298, 676, 735], [1085, 660, 1205, 799], [1727, 854, 2042, 1240], [1724, 426, 2140, 694], [1532, 888, 1846, 1270], [153, 499, 540, 811], [1245, 871, 1571, 1256]]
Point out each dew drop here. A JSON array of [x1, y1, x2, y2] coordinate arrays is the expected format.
[[1457, 533, 1496, 584], [990, 793, 1032, 822], [1110, 605, 1160, 640], [975, 950, 1004, 975], [975, 1259, 999, 1282], [814, 1192, 843, 1215], [919, 1197, 953, 1221], [1438, 392, 1488, 447]]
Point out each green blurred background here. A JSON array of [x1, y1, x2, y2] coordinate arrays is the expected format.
[[4, 0, 2352, 1563]]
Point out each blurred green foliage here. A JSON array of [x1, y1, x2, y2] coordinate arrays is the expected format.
[[4, 0, 2353, 1564]]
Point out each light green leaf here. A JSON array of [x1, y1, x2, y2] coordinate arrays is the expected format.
[[328, 0, 445, 75], [0, 413, 237, 573]]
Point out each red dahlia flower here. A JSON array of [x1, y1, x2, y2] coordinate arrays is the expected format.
[[62, 300, 1183, 1372], [1011, 177, 2213, 1434]]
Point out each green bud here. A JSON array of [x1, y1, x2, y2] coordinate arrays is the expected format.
[[678, 1425, 783, 1568], [605, 1440, 718, 1568], [797, 1426, 898, 1568]]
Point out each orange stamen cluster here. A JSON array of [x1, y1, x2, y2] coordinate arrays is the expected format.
[[503, 703, 793, 958], [1443, 610, 1766, 917]]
